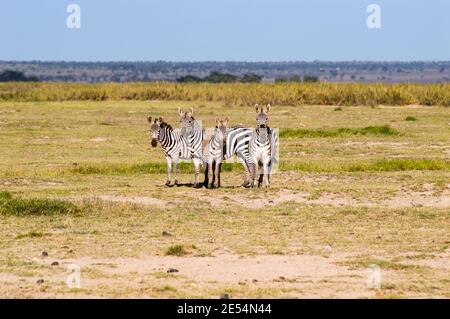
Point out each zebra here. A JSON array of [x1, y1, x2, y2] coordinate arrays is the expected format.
[[202, 118, 228, 188], [178, 107, 204, 188], [148, 116, 190, 186], [224, 126, 255, 187], [250, 104, 276, 188]]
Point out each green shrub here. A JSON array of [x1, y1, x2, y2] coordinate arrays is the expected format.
[[0, 192, 79, 216], [165, 244, 187, 256], [279, 125, 398, 138]]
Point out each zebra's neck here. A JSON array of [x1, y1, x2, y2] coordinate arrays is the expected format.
[[188, 120, 203, 144], [257, 127, 270, 143], [211, 133, 223, 149], [159, 126, 174, 149]]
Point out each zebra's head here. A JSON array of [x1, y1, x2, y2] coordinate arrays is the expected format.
[[148, 116, 161, 148], [255, 104, 271, 128], [215, 117, 229, 144], [178, 107, 195, 138]]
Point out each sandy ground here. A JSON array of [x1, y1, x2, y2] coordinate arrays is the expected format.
[[79, 184, 450, 209], [31, 252, 380, 298]]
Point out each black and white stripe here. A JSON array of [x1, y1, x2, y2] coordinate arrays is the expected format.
[[202, 122, 227, 188], [149, 118, 190, 186], [224, 126, 255, 187], [250, 127, 277, 188], [180, 116, 204, 188]]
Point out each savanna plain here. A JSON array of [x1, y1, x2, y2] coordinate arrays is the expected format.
[[0, 84, 449, 298]]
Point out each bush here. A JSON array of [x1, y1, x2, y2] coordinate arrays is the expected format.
[[166, 244, 187, 256], [0, 192, 79, 216]]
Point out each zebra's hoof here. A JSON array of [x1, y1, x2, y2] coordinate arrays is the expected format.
[[241, 181, 250, 188], [174, 180, 179, 187], [165, 181, 171, 187], [193, 183, 203, 189]]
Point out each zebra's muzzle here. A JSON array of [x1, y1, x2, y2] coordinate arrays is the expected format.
[[151, 139, 158, 147]]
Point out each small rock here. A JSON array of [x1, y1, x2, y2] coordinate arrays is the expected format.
[[61, 246, 69, 249], [162, 231, 172, 237], [279, 276, 286, 281], [51, 261, 59, 266], [41, 251, 48, 257], [36, 279, 44, 284], [220, 293, 230, 299], [252, 279, 258, 283], [268, 200, 274, 203], [167, 268, 179, 273]]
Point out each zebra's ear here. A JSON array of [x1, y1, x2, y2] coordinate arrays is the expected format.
[[224, 117, 229, 125], [177, 107, 183, 116], [159, 117, 164, 123], [266, 104, 271, 113], [147, 116, 152, 123], [255, 104, 259, 113], [190, 107, 194, 117], [215, 117, 220, 126]]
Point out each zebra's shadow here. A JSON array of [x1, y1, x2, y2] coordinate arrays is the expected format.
[[158, 183, 242, 189]]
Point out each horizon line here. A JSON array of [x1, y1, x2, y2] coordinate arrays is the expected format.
[[2, 60, 450, 64]]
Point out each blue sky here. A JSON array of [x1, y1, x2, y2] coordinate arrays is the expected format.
[[1, 0, 449, 61]]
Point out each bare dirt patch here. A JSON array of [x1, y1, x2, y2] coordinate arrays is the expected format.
[[55, 253, 375, 298], [184, 187, 450, 209], [71, 194, 169, 207]]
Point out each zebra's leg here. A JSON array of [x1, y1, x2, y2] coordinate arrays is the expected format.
[[264, 161, 271, 188], [218, 162, 222, 188], [193, 157, 202, 188], [237, 156, 250, 188], [173, 157, 179, 186], [165, 157, 172, 186], [207, 160, 214, 189], [213, 160, 221, 188], [203, 162, 209, 188], [266, 161, 272, 187], [258, 163, 264, 188]]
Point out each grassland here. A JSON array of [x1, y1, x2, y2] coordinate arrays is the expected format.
[[1, 82, 450, 106], [0, 98, 449, 298]]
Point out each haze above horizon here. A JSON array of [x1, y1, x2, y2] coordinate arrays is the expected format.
[[1, 0, 449, 61]]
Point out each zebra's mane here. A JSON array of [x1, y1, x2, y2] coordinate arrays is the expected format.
[[160, 121, 173, 131]]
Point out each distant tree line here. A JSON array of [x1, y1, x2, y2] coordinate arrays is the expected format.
[[0, 61, 449, 83], [0, 70, 39, 82], [275, 75, 319, 83], [177, 72, 262, 83]]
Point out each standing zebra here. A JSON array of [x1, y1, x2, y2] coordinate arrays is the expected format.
[[224, 126, 255, 187], [202, 118, 228, 188], [178, 107, 204, 188], [148, 117, 190, 186], [250, 104, 276, 188]]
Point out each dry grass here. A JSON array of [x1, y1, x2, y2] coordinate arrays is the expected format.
[[0, 100, 448, 298], [1, 82, 449, 106]]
